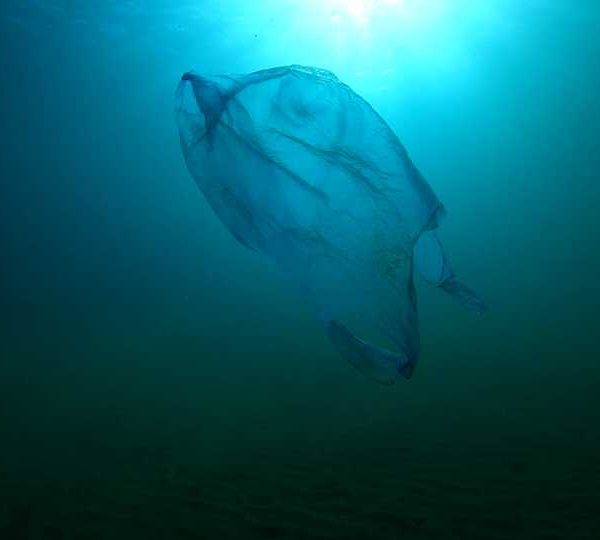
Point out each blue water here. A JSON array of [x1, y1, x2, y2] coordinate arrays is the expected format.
[[1, 1, 599, 538]]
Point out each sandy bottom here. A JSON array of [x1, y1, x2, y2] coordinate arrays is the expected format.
[[1, 332, 598, 539], [1, 425, 598, 540]]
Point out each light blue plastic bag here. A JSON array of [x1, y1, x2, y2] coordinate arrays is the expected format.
[[176, 65, 486, 384]]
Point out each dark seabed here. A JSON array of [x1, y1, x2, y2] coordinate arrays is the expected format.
[[1, 1, 599, 539]]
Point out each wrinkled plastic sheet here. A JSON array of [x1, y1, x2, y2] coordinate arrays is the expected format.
[[176, 65, 485, 384]]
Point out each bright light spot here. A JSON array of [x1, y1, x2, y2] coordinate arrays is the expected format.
[[330, 0, 446, 27], [350, 0, 373, 20], [320, 0, 454, 66], [266, 0, 501, 85]]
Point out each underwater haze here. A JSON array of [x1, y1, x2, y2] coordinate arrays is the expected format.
[[1, 1, 599, 538]]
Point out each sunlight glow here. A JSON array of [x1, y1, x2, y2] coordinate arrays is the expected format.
[[290, 0, 499, 80], [239, 0, 500, 86], [330, 0, 447, 27]]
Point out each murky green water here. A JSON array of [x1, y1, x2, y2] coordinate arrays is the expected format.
[[1, 1, 599, 538]]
